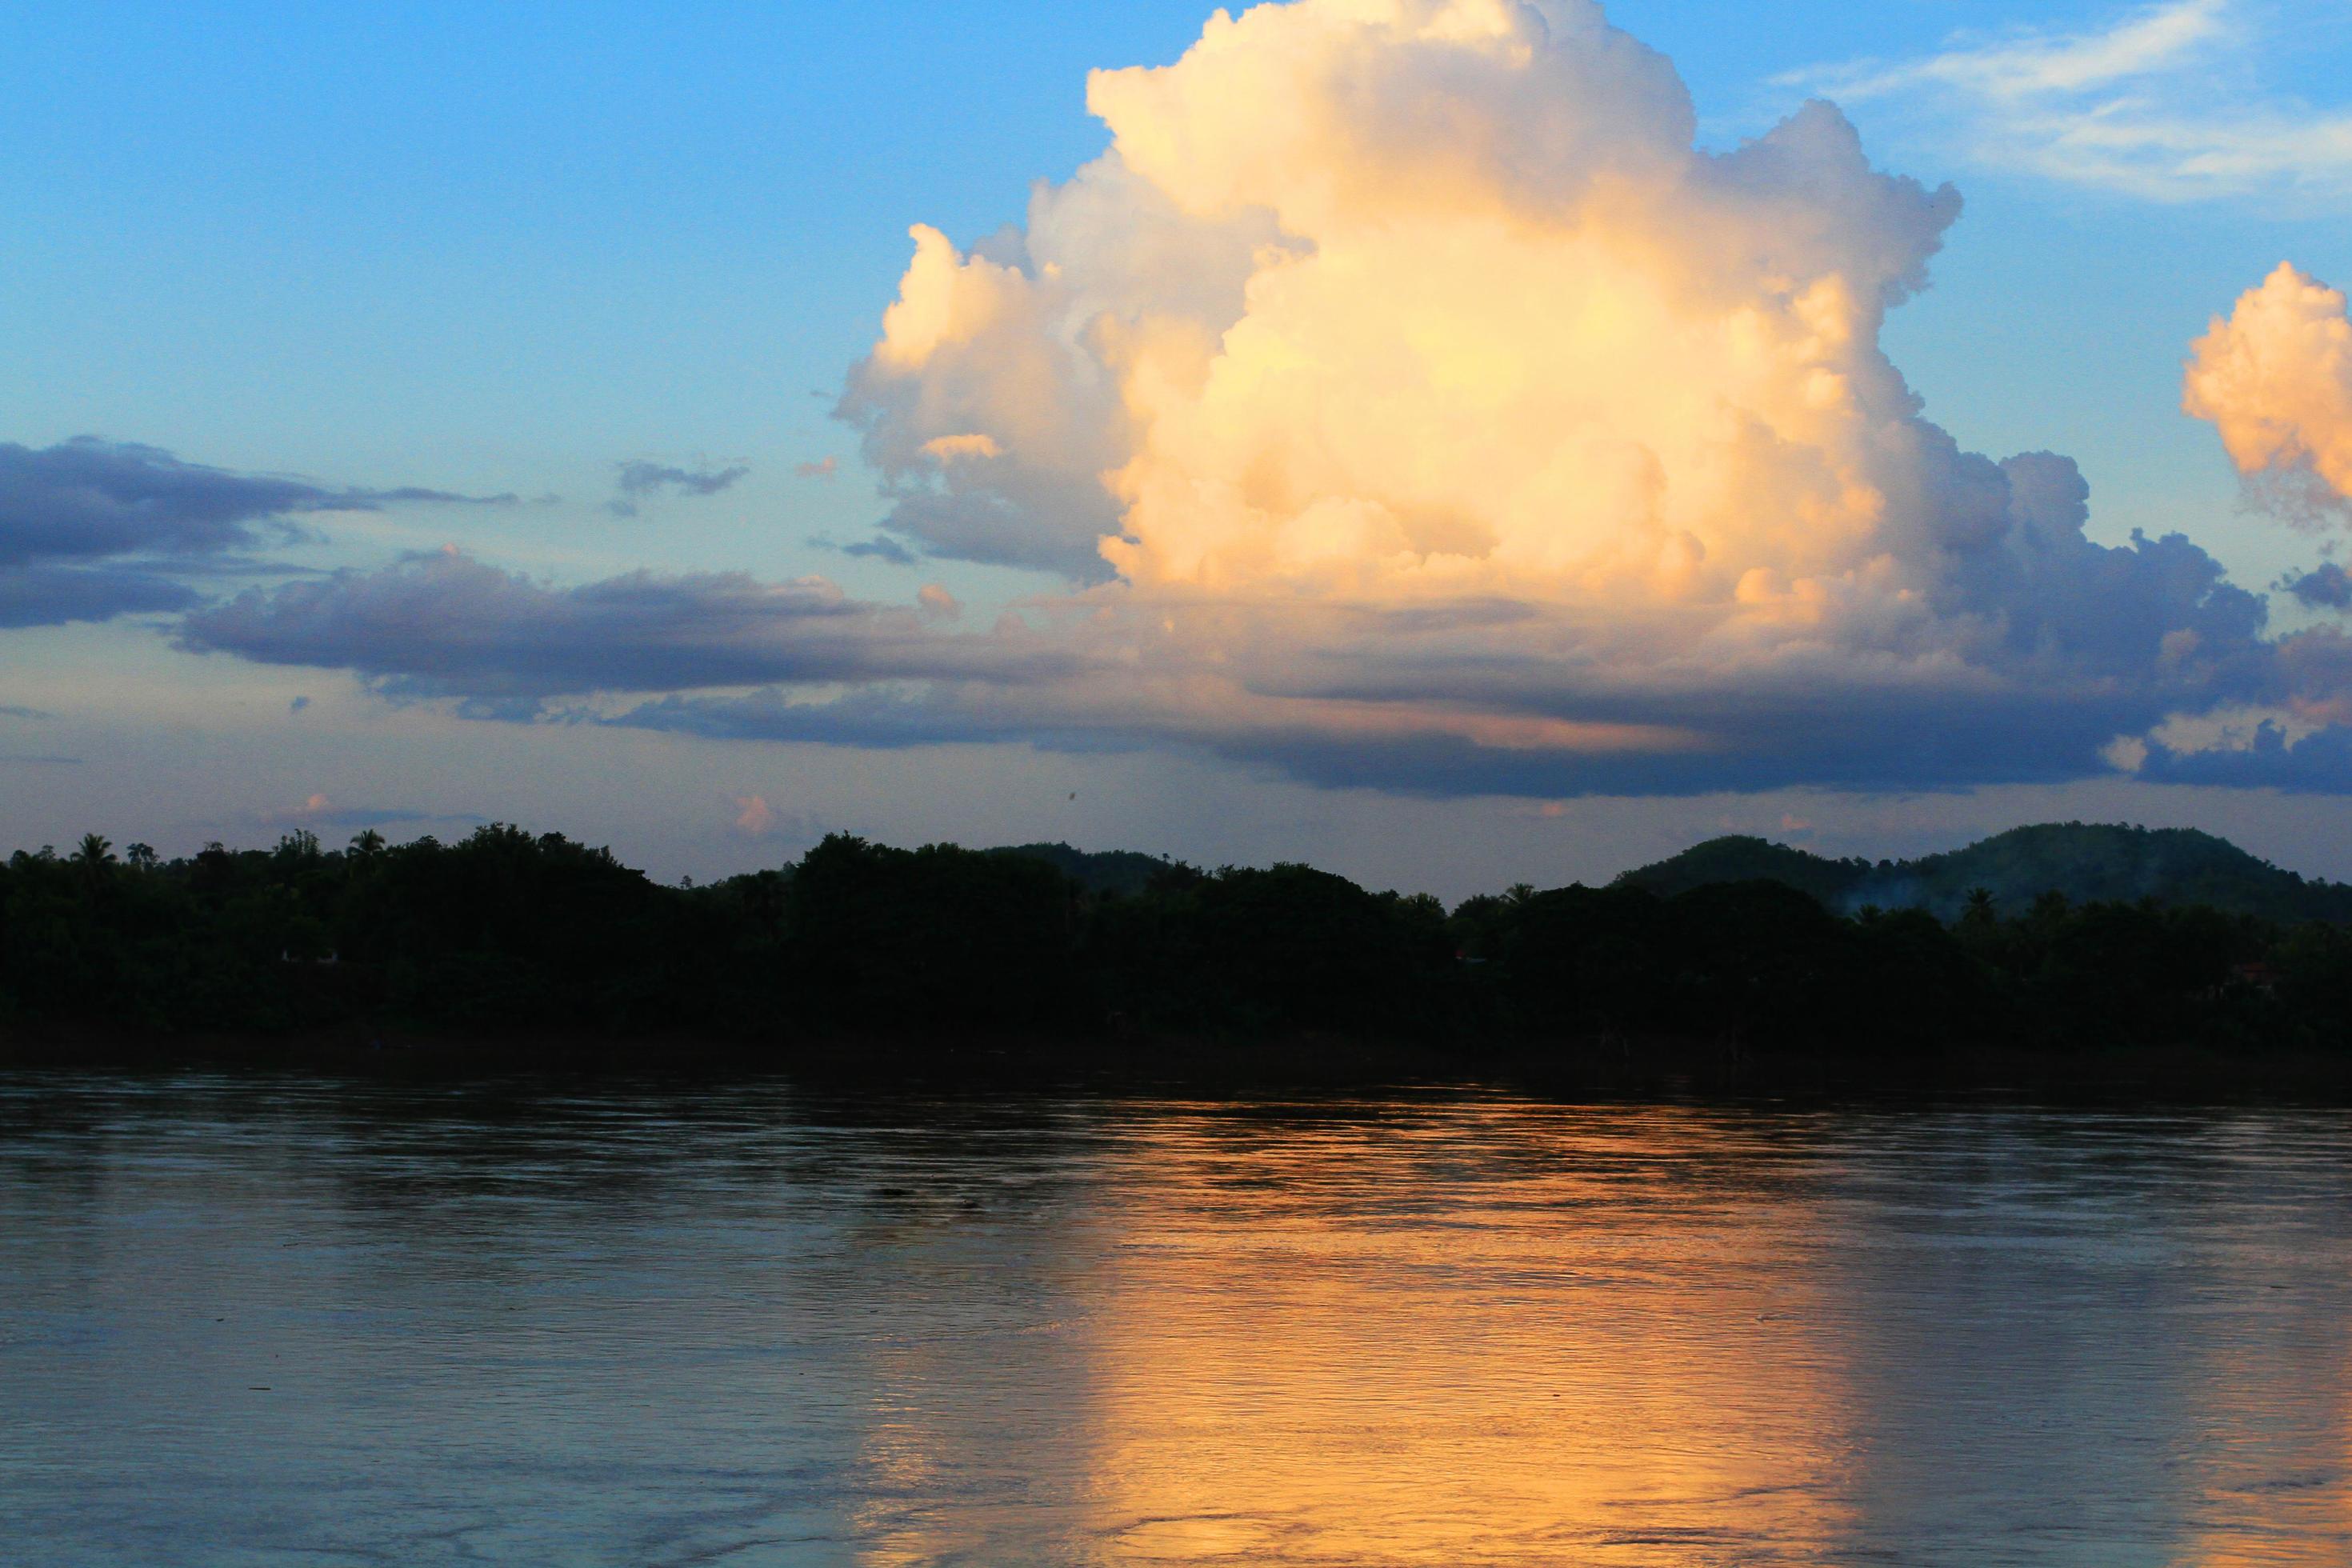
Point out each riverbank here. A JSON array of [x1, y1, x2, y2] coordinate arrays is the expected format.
[[8, 1022, 2352, 1102]]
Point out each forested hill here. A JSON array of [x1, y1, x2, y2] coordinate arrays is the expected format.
[[1615, 824, 2352, 922], [987, 842, 1177, 898]]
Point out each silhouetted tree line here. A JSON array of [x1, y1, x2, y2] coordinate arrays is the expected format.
[[4, 824, 2350, 1058]]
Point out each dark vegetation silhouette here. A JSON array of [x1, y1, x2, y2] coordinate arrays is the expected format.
[[3, 822, 2350, 1065]]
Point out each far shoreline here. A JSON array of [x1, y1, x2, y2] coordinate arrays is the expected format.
[[10, 1024, 2352, 1106]]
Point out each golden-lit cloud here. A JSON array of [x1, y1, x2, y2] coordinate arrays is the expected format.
[[2186, 262, 2352, 519], [826, 0, 2288, 791], [861, 0, 1971, 623]]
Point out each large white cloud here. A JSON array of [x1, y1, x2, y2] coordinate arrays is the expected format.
[[818, 0, 2294, 790]]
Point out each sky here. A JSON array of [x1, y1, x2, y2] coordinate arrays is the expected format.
[[5, 0, 2352, 898]]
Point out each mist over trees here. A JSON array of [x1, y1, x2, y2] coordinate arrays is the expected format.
[[2, 822, 2349, 1064]]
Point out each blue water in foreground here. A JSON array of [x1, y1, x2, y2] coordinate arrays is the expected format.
[[3, 1074, 2350, 1566]]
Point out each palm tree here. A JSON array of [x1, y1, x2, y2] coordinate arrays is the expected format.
[[72, 833, 117, 890], [349, 829, 386, 858], [126, 842, 158, 871]]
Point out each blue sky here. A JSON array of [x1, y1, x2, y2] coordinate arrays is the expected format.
[[5, 0, 2352, 894]]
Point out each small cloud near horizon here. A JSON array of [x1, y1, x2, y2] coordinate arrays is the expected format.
[[729, 794, 822, 844]]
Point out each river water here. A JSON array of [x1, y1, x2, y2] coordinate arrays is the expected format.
[[2, 1074, 2349, 1566]]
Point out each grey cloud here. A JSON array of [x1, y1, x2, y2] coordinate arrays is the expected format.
[[846, 475, 1121, 581], [0, 704, 56, 719], [838, 535, 921, 566], [607, 460, 750, 517], [177, 548, 1081, 702], [595, 642, 2205, 799], [2286, 562, 2352, 610], [0, 564, 202, 627], [609, 689, 1061, 752], [0, 438, 511, 568], [0, 437, 516, 629], [2138, 724, 2352, 794]]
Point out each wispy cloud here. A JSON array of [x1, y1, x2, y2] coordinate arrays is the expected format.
[[606, 459, 750, 518], [1790, 0, 2352, 201]]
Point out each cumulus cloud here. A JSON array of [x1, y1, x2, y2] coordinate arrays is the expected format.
[[172, 0, 2352, 798], [2185, 263, 2352, 521], [1791, 0, 2352, 202], [0, 437, 514, 628]]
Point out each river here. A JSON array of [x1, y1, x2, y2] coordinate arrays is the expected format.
[[3, 1073, 2349, 1565]]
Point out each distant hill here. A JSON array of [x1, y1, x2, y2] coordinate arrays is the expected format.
[[1614, 823, 2352, 923], [987, 842, 1182, 898]]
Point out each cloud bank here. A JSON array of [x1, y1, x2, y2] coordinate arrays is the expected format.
[[169, 0, 2352, 796], [180, 546, 1078, 703]]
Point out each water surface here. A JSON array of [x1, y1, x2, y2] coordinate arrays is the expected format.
[[3, 1074, 2349, 1565]]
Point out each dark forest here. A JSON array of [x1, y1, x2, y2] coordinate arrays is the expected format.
[[6, 822, 2350, 1070]]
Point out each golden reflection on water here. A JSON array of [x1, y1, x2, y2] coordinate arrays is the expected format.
[[1068, 1106, 1854, 1565], [818, 1101, 2352, 1568]]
